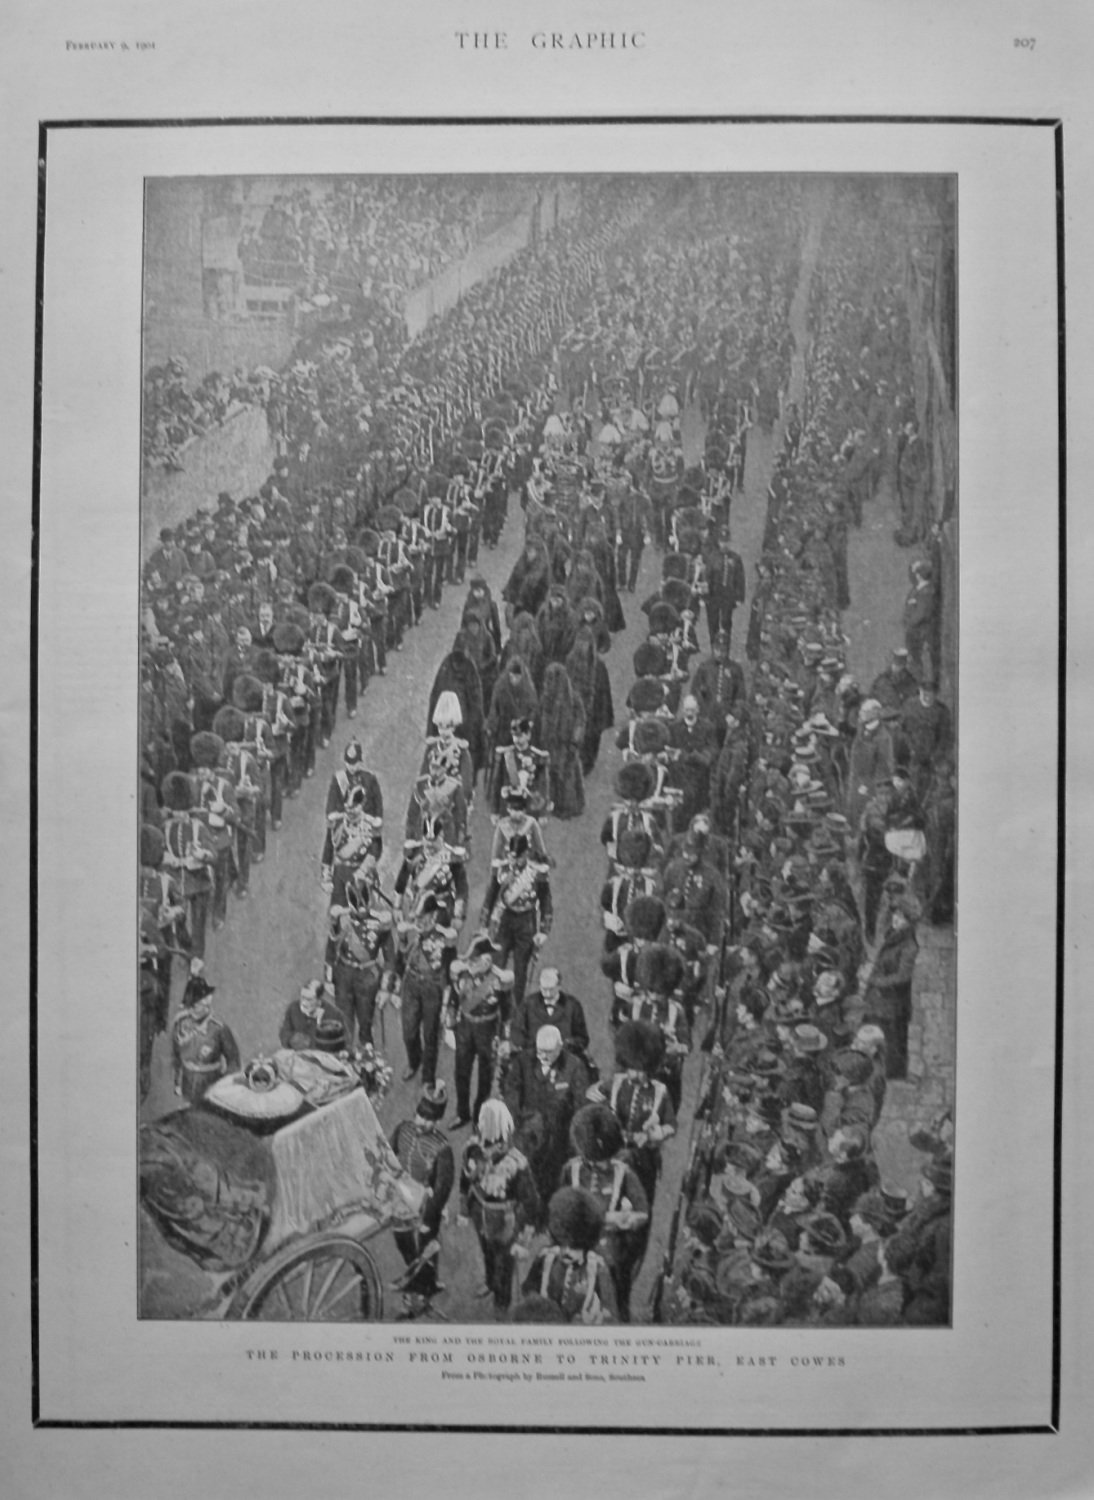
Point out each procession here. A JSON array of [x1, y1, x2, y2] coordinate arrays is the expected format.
[[137, 172, 956, 1328]]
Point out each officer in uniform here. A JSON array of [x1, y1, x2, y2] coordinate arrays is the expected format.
[[446, 935, 515, 1131], [326, 870, 396, 1049], [321, 738, 384, 888], [391, 1083, 455, 1317], [170, 974, 240, 1103], [160, 771, 218, 960], [481, 833, 553, 1009], [562, 1103, 650, 1322], [392, 894, 458, 1086]]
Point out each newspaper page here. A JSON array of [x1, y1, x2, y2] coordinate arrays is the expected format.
[[3, 2, 1091, 1496]]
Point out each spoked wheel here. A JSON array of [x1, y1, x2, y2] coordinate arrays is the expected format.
[[230, 1234, 384, 1322]]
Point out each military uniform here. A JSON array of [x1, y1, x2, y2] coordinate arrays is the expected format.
[[171, 1008, 240, 1103]]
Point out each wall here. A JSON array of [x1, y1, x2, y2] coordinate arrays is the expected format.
[[141, 407, 275, 559]]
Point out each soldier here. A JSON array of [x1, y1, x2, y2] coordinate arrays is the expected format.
[[170, 975, 240, 1104], [326, 870, 396, 1049], [390, 1084, 455, 1318], [305, 581, 347, 747], [212, 706, 262, 897], [329, 564, 366, 719], [701, 526, 747, 649], [690, 629, 747, 738], [488, 785, 548, 870], [395, 817, 469, 930], [489, 715, 550, 817], [519, 1188, 619, 1324], [406, 752, 470, 848], [160, 771, 218, 960], [459, 1099, 541, 1314], [321, 738, 384, 889], [391, 894, 458, 1087], [445, 935, 514, 1131], [481, 833, 552, 1009], [561, 1104, 650, 1322], [188, 731, 241, 930], [661, 824, 727, 950], [600, 1019, 676, 1209]]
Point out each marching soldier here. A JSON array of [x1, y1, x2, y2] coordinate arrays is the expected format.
[[326, 868, 396, 1049], [445, 935, 515, 1131], [188, 731, 242, 930], [599, 1019, 676, 1210], [392, 894, 458, 1087], [321, 738, 384, 889], [480, 833, 552, 1009], [562, 1104, 650, 1322], [395, 816, 469, 929]]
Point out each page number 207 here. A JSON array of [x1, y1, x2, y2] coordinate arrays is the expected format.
[[1014, 36, 1036, 49]]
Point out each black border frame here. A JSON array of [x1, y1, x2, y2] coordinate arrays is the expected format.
[[30, 114, 1065, 1437]]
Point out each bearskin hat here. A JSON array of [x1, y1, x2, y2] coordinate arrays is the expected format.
[[343, 544, 368, 574], [570, 1103, 624, 1163], [251, 651, 280, 687], [232, 673, 267, 712], [661, 552, 689, 582], [676, 486, 701, 511], [190, 731, 225, 769], [632, 718, 670, 756], [212, 706, 247, 744], [162, 770, 194, 812], [463, 440, 485, 464], [614, 760, 656, 803], [330, 564, 356, 594], [614, 1019, 665, 1075], [648, 601, 681, 637], [377, 506, 403, 534], [624, 894, 666, 942], [307, 581, 337, 618], [632, 642, 665, 681], [394, 485, 419, 516], [660, 578, 695, 614], [425, 469, 449, 499], [676, 527, 703, 557], [636, 942, 686, 997], [628, 674, 666, 714], [272, 622, 306, 656], [356, 528, 381, 557], [546, 1187, 605, 1252], [286, 603, 313, 632], [616, 828, 654, 870], [140, 824, 165, 868], [448, 454, 470, 478]]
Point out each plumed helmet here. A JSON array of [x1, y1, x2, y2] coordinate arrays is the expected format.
[[432, 691, 463, 728], [330, 564, 356, 593], [212, 706, 246, 743], [546, 1187, 605, 1252], [636, 942, 686, 997], [648, 601, 681, 636], [661, 552, 689, 582], [307, 581, 337, 617], [614, 1019, 665, 1075], [162, 770, 195, 812], [570, 1103, 624, 1162], [624, 894, 666, 942], [140, 824, 165, 868], [614, 761, 656, 803], [477, 1098, 515, 1144], [632, 718, 670, 756], [628, 676, 666, 715], [272, 622, 306, 656], [232, 673, 267, 712], [189, 731, 225, 769]]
